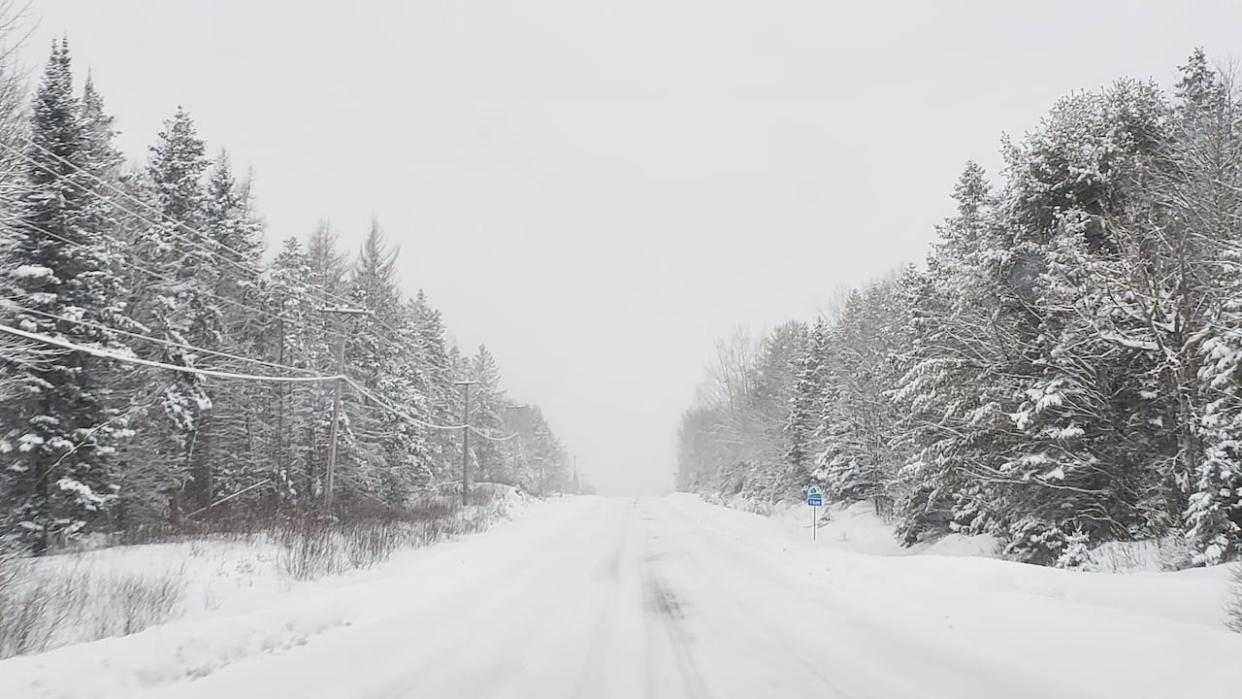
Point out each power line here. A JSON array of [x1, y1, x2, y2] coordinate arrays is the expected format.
[[468, 424, 520, 442], [0, 224, 345, 347], [0, 137, 361, 315], [338, 377, 521, 439], [0, 300, 322, 376], [1, 299, 486, 436], [342, 377, 467, 432], [0, 239, 502, 437], [4, 313, 542, 488], [1, 142, 533, 446], [0, 141, 291, 294], [1, 137, 411, 346], [0, 321, 345, 384], [0, 222, 349, 344]]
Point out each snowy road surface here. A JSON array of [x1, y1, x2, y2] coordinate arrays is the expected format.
[[4, 495, 1241, 698]]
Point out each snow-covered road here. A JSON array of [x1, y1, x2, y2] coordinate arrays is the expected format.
[[5, 495, 1241, 698]]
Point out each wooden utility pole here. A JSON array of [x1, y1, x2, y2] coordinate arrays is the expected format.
[[321, 305, 369, 517], [454, 380, 477, 506]]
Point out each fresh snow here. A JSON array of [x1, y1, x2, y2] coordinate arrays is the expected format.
[[12, 264, 54, 280], [1, 494, 1239, 698], [758, 498, 1003, 558]]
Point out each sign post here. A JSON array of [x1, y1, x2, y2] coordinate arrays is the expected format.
[[806, 485, 823, 541]]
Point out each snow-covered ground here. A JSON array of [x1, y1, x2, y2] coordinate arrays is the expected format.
[[0, 537, 287, 659], [0, 485, 527, 661], [1, 494, 1239, 698], [742, 497, 1003, 558], [735, 495, 1195, 571]]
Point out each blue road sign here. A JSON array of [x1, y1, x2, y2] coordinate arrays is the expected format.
[[807, 494, 823, 507]]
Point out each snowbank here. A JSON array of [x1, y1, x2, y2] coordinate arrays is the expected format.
[[716, 494, 1002, 557], [662, 493, 1242, 698], [672, 492, 1236, 631], [0, 485, 532, 662], [716, 492, 1206, 570], [0, 490, 565, 698]]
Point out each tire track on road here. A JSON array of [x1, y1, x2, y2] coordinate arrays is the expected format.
[[642, 571, 712, 699], [645, 499, 856, 698]]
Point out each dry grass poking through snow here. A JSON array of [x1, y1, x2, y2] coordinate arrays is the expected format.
[[0, 486, 516, 660], [0, 556, 184, 659], [277, 494, 502, 580], [1089, 536, 1195, 572]]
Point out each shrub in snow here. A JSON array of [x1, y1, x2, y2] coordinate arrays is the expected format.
[[0, 483, 517, 661], [277, 496, 504, 581], [1004, 519, 1069, 565], [1091, 536, 1195, 573], [1155, 535, 1195, 571], [1055, 529, 1093, 570], [0, 542, 18, 590], [0, 543, 31, 654], [0, 555, 185, 660]]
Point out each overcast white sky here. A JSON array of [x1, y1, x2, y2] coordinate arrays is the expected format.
[[21, 0, 1242, 494]]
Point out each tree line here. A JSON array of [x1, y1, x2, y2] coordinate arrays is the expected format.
[[678, 50, 1242, 568], [0, 39, 575, 555]]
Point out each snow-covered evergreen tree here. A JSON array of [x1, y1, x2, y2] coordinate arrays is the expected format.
[[412, 289, 457, 483], [819, 279, 908, 512], [891, 161, 1012, 545], [1173, 50, 1242, 564], [469, 345, 508, 483], [784, 318, 829, 498], [339, 219, 401, 504], [193, 153, 267, 507], [370, 297, 433, 505], [671, 49, 1242, 569], [746, 321, 808, 501], [126, 107, 213, 519], [0, 34, 571, 541], [0, 41, 130, 552], [263, 237, 337, 509]]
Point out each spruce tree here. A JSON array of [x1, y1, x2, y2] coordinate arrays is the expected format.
[[1172, 49, 1242, 563], [891, 161, 1010, 545], [470, 345, 508, 482], [372, 298, 433, 504], [820, 281, 907, 510], [412, 290, 457, 481], [266, 237, 336, 509], [784, 318, 829, 498], [0, 41, 129, 552], [129, 106, 213, 518], [194, 153, 267, 507]]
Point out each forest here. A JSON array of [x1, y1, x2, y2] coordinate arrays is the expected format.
[[678, 49, 1242, 569], [0, 37, 575, 556]]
